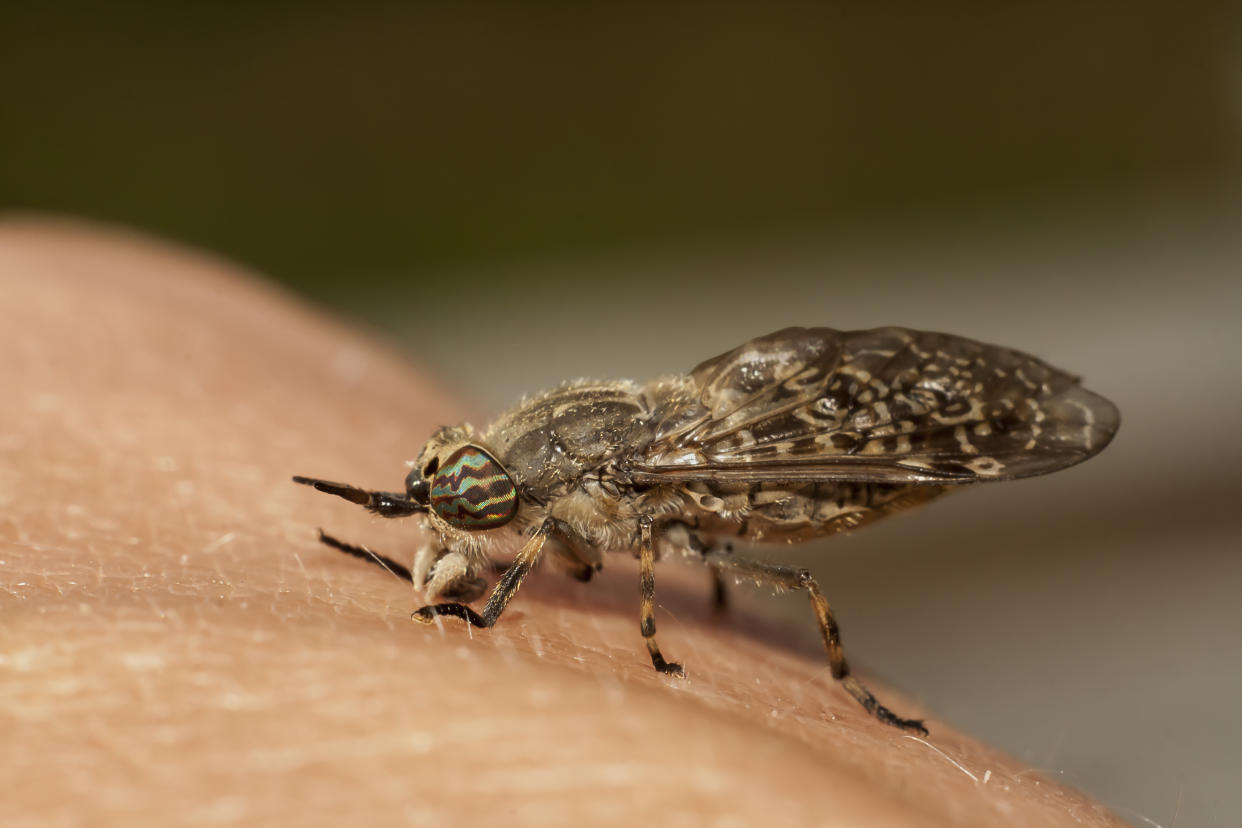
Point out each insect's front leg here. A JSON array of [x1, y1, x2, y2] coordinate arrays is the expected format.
[[411, 519, 551, 629], [703, 550, 927, 735], [638, 515, 686, 677], [416, 545, 488, 602], [315, 530, 413, 583]]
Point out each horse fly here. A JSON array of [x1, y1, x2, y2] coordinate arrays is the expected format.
[[294, 326, 1119, 735]]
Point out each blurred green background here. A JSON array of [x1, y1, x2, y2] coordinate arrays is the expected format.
[[4, 3, 1240, 825]]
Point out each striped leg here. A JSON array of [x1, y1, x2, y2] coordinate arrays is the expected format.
[[638, 516, 685, 677], [703, 551, 927, 735]]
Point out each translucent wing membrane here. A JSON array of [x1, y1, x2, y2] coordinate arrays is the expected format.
[[631, 327, 1119, 485]]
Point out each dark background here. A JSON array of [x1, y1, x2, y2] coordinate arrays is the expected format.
[[4, 4, 1240, 825]]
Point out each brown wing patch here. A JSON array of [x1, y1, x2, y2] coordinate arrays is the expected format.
[[634, 327, 1118, 484]]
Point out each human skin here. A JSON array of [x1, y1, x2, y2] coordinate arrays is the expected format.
[[0, 219, 1129, 827]]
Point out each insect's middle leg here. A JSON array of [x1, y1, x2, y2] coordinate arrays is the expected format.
[[704, 551, 927, 735], [638, 516, 685, 677], [663, 521, 730, 614], [544, 517, 604, 583], [704, 539, 736, 615]]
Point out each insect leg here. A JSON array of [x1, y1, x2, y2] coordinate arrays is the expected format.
[[292, 476, 424, 518], [550, 554, 596, 583], [706, 539, 734, 614], [664, 521, 729, 614], [542, 517, 603, 583], [638, 516, 686, 677], [411, 519, 550, 629], [709, 564, 728, 614], [704, 552, 927, 735], [315, 529, 413, 583]]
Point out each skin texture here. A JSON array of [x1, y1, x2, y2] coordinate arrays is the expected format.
[[0, 219, 1130, 828]]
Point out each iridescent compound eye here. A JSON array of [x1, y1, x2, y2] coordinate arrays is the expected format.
[[429, 445, 519, 530]]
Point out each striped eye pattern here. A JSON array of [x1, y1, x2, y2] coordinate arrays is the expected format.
[[429, 445, 519, 530]]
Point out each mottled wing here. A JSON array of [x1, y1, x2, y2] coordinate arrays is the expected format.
[[630, 327, 1119, 485]]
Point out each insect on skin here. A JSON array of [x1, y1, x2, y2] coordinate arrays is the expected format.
[[294, 327, 1119, 735]]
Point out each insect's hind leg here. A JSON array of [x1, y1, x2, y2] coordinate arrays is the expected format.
[[704, 551, 927, 736], [638, 516, 686, 677]]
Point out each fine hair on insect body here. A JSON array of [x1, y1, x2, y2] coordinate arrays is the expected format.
[[294, 326, 1119, 735]]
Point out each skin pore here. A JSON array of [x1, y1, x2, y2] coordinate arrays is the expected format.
[[0, 219, 1128, 827]]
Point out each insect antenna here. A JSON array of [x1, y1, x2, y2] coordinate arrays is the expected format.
[[292, 475, 425, 518]]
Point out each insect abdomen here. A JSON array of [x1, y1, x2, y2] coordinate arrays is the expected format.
[[682, 481, 946, 542]]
